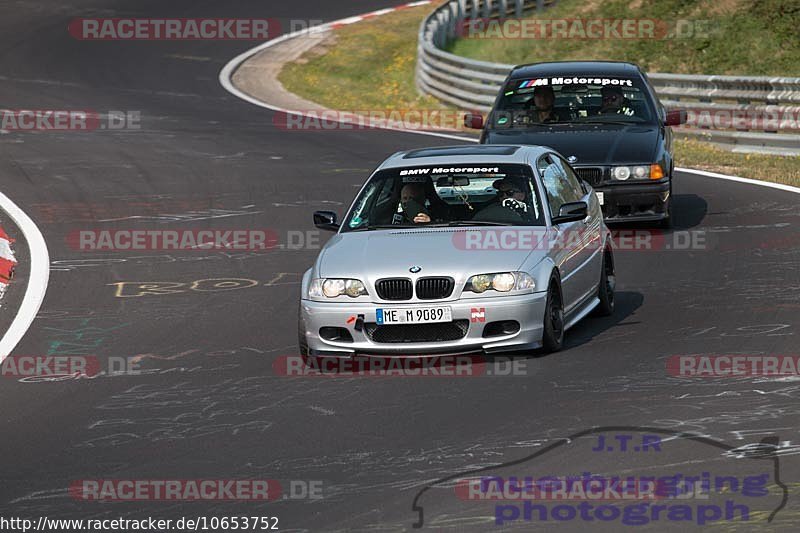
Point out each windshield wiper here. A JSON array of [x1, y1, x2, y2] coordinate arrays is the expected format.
[[430, 221, 513, 227], [582, 120, 637, 125], [509, 121, 574, 128], [353, 221, 517, 231], [349, 223, 417, 232]]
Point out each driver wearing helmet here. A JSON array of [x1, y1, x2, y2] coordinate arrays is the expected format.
[[472, 178, 536, 223]]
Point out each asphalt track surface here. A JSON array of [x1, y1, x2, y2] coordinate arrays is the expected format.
[[0, 0, 799, 531]]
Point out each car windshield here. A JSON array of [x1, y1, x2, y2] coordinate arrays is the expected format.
[[341, 163, 546, 231], [492, 75, 657, 127]]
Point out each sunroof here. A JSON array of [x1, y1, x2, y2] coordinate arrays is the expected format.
[[403, 146, 520, 159]]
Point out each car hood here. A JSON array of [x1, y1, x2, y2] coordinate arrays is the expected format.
[[484, 124, 660, 164], [316, 228, 543, 282]]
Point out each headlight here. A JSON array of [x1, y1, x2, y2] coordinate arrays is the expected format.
[[612, 166, 631, 180], [465, 272, 535, 293], [309, 278, 367, 298], [492, 273, 516, 292], [613, 164, 665, 180], [345, 279, 366, 297], [470, 274, 493, 293], [515, 272, 535, 290]]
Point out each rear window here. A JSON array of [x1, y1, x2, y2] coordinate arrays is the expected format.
[[403, 146, 520, 158]]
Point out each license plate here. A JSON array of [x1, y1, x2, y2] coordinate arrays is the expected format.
[[596, 191, 605, 205], [376, 306, 452, 325]]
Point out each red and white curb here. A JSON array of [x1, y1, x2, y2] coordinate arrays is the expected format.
[[0, 225, 16, 299], [0, 191, 49, 362], [329, 1, 432, 29]]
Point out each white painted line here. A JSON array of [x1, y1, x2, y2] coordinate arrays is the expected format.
[[676, 167, 800, 195], [332, 16, 363, 26], [0, 191, 49, 362], [219, 3, 800, 200], [363, 8, 395, 17]]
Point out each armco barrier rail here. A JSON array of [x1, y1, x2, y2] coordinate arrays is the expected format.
[[416, 0, 800, 154]]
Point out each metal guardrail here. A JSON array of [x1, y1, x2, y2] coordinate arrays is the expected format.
[[415, 0, 800, 154]]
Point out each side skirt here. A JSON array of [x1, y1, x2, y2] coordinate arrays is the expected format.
[[564, 296, 600, 331]]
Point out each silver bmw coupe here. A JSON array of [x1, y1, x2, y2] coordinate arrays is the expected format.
[[299, 145, 615, 358]]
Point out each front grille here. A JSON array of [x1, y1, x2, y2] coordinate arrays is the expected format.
[[365, 320, 469, 343], [415, 277, 455, 300], [574, 167, 604, 185], [375, 278, 413, 300]]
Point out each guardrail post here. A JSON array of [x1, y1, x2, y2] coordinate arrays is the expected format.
[[442, 9, 452, 47], [483, 0, 493, 19], [454, 0, 468, 39], [435, 11, 446, 48], [515, 0, 524, 18], [469, 0, 480, 19], [456, 0, 466, 21], [446, 2, 458, 43]]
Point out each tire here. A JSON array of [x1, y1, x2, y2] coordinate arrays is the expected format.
[[659, 180, 673, 229], [297, 306, 309, 357], [659, 208, 672, 229], [594, 248, 616, 317], [542, 276, 565, 353]]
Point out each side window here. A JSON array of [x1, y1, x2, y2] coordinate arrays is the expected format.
[[551, 156, 586, 200], [347, 177, 394, 228], [537, 155, 582, 218], [375, 179, 395, 206]]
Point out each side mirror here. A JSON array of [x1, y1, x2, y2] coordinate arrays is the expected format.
[[463, 113, 484, 130], [552, 201, 588, 225], [665, 109, 687, 126], [313, 210, 339, 231]]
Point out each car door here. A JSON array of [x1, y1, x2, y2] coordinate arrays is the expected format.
[[551, 154, 603, 306], [537, 154, 588, 314]]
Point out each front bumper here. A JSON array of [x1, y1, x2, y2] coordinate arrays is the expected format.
[[596, 180, 671, 222], [299, 292, 547, 356]]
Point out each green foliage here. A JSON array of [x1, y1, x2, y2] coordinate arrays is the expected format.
[[448, 0, 800, 75]]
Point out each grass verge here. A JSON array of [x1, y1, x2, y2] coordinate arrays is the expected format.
[[674, 138, 799, 187], [279, 5, 445, 111], [449, 0, 800, 76], [279, 2, 799, 186]]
